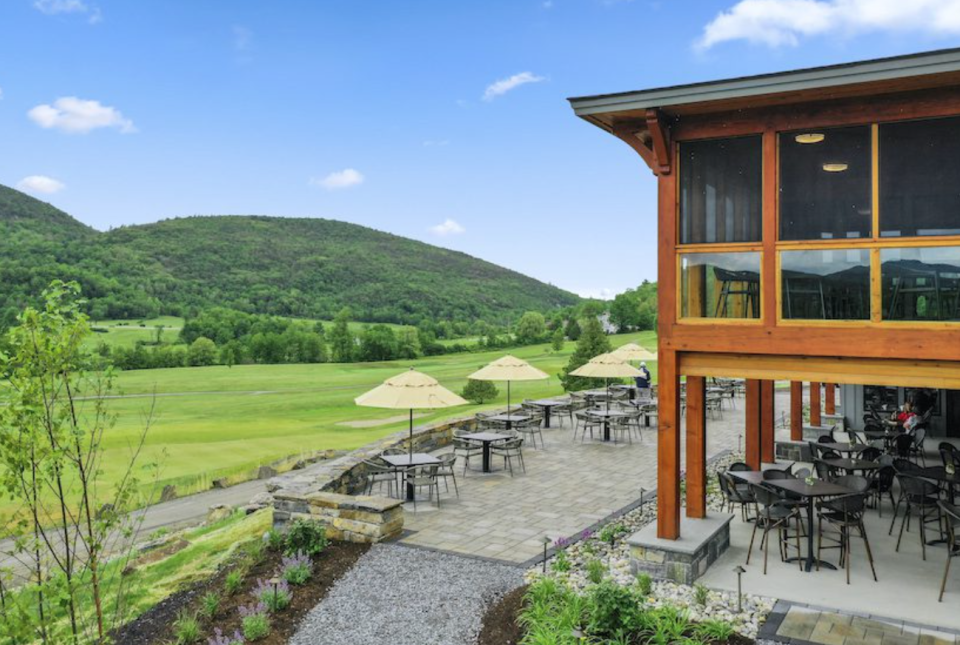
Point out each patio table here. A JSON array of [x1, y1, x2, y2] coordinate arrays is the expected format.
[[828, 458, 881, 473], [585, 409, 628, 442], [610, 383, 638, 399], [460, 432, 511, 473], [766, 478, 854, 572], [528, 398, 567, 428], [485, 413, 529, 430], [381, 453, 442, 501], [816, 442, 868, 455]]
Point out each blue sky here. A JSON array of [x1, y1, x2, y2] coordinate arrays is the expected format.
[[2, 1, 960, 298]]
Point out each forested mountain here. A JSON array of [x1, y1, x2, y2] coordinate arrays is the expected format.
[[0, 184, 579, 325]]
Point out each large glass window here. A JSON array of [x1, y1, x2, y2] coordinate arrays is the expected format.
[[780, 249, 870, 320], [680, 252, 761, 319], [881, 246, 960, 321], [679, 136, 762, 245], [779, 126, 872, 241], [880, 117, 960, 238]]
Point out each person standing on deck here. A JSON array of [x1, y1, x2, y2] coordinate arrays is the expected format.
[[635, 362, 651, 391]]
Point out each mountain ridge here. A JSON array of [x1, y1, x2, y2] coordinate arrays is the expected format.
[[0, 184, 579, 325]]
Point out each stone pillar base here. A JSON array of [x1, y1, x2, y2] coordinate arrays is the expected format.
[[627, 514, 734, 584]]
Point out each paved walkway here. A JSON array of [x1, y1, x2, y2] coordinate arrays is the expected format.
[[399, 394, 762, 564], [764, 602, 960, 645]]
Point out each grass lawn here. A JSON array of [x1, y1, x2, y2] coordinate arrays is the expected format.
[[80, 331, 658, 507]]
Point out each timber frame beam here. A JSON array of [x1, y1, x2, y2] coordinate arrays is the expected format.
[[611, 109, 673, 176], [645, 109, 672, 175]]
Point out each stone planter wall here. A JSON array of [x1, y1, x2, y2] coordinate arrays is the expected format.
[[274, 491, 403, 543], [271, 414, 476, 540], [627, 514, 734, 585]]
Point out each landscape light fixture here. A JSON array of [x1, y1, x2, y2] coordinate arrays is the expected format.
[[822, 162, 849, 172], [733, 565, 746, 612], [795, 133, 825, 144]]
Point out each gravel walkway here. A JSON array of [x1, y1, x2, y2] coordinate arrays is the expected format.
[[289, 543, 523, 645]]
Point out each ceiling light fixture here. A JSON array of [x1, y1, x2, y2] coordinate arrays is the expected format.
[[822, 162, 848, 173], [795, 133, 825, 144]]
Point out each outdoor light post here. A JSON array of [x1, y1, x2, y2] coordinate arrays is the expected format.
[[733, 565, 746, 612], [270, 576, 280, 608], [542, 536, 550, 574]]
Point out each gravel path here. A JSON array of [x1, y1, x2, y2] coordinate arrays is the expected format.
[[289, 543, 523, 645]]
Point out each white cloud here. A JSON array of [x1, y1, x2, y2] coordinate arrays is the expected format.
[[310, 168, 365, 190], [34, 0, 101, 23], [28, 97, 136, 134], [17, 175, 65, 194], [482, 71, 546, 101], [697, 0, 960, 50], [429, 219, 466, 237], [577, 287, 617, 300]]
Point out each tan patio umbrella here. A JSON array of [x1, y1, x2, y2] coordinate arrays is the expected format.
[[611, 343, 658, 362], [355, 368, 467, 459], [467, 354, 549, 414], [570, 352, 643, 412]]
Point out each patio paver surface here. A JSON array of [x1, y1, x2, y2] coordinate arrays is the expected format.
[[769, 604, 959, 645]]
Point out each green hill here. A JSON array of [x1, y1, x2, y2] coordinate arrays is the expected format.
[[0, 185, 579, 325]]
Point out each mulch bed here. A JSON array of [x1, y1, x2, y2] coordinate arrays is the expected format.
[[477, 584, 527, 645], [113, 540, 369, 645]]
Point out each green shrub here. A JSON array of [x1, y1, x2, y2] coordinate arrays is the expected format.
[[240, 603, 271, 641], [586, 559, 605, 584], [224, 570, 244, 596], [199, 591, 221, 619], [641, 606, 691, 645], [173, 610, 200, 645], [598, 523, 629, 545], [550, 550, 570, 573], [244, 538, 266, 564], [693, 583, 709, 607], [635, 572, 653, 597], [282, 551, 313, 585], [694, 618, 735, 642], [285, 519, 328, 556], [586, 581, 640, 638], [265, 528, 285, 552], [461, 379, 499, 404]]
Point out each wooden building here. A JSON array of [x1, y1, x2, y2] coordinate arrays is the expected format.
[[568, 49, 960, 540]]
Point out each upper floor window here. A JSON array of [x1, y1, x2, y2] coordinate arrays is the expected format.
[[880, 116, 960, 238], [779, 126, 872, 241], [679, 136, 761, 245]]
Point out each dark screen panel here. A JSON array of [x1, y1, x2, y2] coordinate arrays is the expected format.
[[780, 126, 872, 241], [679, 136, 762, 245]]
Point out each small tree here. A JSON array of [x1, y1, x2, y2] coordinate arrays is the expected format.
[[0, 281, 156, 644], [551, 327, 565, 351], [565, 318, 581, 341], [461, 379, 499, 404], [515, 311, 547, 345], [328, 307, 355, 363], [188, 336, 218, 366], [560, 316, 612, 391]]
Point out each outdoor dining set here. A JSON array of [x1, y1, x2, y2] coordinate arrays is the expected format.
[[718, 427, 960, 599]]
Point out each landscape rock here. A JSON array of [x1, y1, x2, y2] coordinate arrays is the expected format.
[[159, 485, 177, 502], [206, 504, 233, 523], [257, 465, 278, 479], [211, 478, 229, 489], [249, 491, 274, 506]]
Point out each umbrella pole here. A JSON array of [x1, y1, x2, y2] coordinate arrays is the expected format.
[[605, 378, 610, 413], [409, 408, 414, 461], [507, 381, 511, 415]]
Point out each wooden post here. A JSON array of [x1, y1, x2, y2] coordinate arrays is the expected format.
[[790, 381, 803, 441], [761, 380, 776, 464], [685, 375, 707, 519], [657, 350, 682, 539], [825, 383, 836, 415], [745, 379, 761, 470], [810, 381, 822, 427]]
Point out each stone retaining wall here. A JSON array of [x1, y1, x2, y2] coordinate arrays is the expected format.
[[271, 415, 476, 541], [274, 491, 403, 543]]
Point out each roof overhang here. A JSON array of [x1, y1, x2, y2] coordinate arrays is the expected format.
[[568, 48, 960, 176]]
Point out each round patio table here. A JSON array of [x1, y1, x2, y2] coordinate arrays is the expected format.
[[485, 413, 530, 430], [816, 442, 868, 455], [527, 399, 566, 428], [585, 409, 628, 442]]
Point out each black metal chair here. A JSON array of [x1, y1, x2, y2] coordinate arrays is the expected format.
[[491, 437, 525, 476], [817, 492, 878, 584], [746, 484, 804, 574], [718, 472, 757, 522], [938, 500, 960, 602], [453, 437, 482, 475], [872, 465, 897, 518], [362, 458, 399, 498], [729, 461, 752, 472], [894, 474, 943, 560], [860, 446, 883, 462], [406, 465, 442, 511], [435, 452, 459, 498]]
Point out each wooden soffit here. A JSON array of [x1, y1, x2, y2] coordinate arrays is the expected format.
[[680, 352, 960, 389]]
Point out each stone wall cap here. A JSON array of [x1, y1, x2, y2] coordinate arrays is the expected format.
[[627, 513, 734, 555], [306, 491, 403, 512]]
